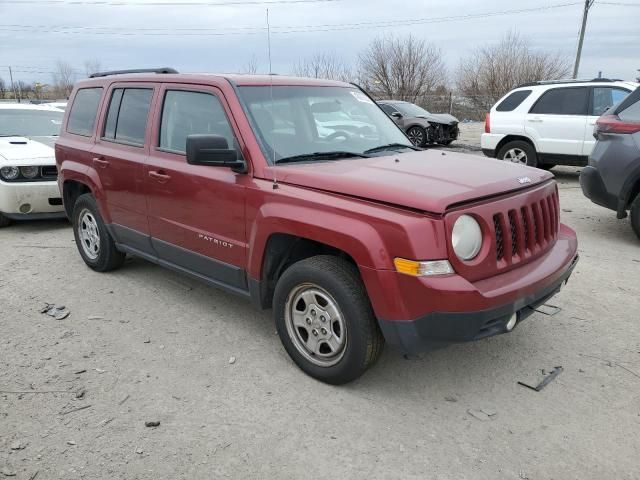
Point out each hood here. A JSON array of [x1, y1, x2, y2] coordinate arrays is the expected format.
[[416, 113, 458, 125], [0, 136, 56, 165], [268, 150, 553, 214]]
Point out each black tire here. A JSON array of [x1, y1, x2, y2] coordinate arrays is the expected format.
[[0, 213, 10, 228], [273, 255, 384, 384], [630, 193, 640, 240], [72, 193, 125, 272], [406, 126, 427, 147], [497, 140, 538, 168]]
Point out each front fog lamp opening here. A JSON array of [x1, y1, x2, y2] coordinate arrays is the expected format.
[[452, 214, 483, 261], [0, 166, 20, 180], [394, 258, 454, 277]]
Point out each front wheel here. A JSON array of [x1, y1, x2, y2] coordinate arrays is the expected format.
[[406, 126, 427, 147], [497, 140, 538, 168], [273, 256, 384, 384], [0, 213, 10, 228]]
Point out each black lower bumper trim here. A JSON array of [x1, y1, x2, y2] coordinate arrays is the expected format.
[[378, 254, 579, 354], [580, 166, 618, 212], [2, 211, 67, 221], [482, 148, 495, 158]]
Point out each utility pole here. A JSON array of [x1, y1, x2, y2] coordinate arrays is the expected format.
[[573, 0, 595, 79], [8, 66, 19, 102]]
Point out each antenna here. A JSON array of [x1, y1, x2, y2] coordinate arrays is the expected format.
[[266, 8, 278, 190]]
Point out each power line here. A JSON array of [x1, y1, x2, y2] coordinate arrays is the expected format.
[[0, 2, 585, 37], [0, 0, 341, 5]]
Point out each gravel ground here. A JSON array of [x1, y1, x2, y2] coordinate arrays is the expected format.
[[1, 157, 639, 479]]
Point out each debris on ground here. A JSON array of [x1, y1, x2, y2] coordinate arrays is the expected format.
[[75, 388, 86, 399], [40, 304, 70, 320], [73, 369, 86, 375], [466, 408, 497, 421], [1, 467, 16, 477], [228, 356, 236, 364], [135, 448, 143, 455], [10, 441, 25, 450], [59, 404, 92, 415], [444, 396, 458, 403], [143, 338, 151, 344], [518, 366, 563, 392], [118, 394, 130, 406], [66, 440, 76, 446], [145, 421, 160, 428], [87, 315, 104, 320], [533, 304, 562, 316]]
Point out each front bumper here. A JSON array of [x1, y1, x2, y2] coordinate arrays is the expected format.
[[579, 166, 619, 212], [0, 180, 64, 216]]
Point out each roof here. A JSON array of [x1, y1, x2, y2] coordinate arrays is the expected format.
[[75, 72, 352, 88], [0, 103, 65, 111], [512, 80, 639, 90]]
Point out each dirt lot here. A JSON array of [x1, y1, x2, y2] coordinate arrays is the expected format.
[[2, 158, 640, 479]]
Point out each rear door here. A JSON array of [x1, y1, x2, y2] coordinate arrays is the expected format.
[[526, 86, 589, 157], [144, 84, 249, 291], [583, 86, 631, 155], [91, 83, 156, 247]]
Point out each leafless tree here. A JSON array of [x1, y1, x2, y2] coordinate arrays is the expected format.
[[239, 55, 259, 74], [358, 34, 447, 102], [83, 59, 102, 77], [456, 31, 570, 111], [0, 77, 6, 99], [52, 60, 76, 98], [293, 52, 353, 82]]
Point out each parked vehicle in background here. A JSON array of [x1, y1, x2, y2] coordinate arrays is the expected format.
[[0, 104, 65, 227], [56, 69, 578, 384], [377, 100, 459, 147], [45, 101, 68, 111], [482, 79, 638, 169], [580, 86, 640, 239]]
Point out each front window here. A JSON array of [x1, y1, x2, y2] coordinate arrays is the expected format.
[[237, 86, 413, 163], [0, 109, 64, 137], [394, 102, 431, 116]]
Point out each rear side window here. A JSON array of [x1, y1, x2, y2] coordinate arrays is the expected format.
[[379, 103, 398, 115], [103, 88, 153, 146], [530, 87, 588, 115], [591, 87, 629, 116], [159, 90, 235, 153], [67, 88, 103, 136], [496, 90, 531, 112]]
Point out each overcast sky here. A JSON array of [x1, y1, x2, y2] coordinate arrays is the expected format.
[[1, 0, 638, 86]]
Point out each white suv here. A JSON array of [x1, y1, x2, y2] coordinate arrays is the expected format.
[[481, 79, 638, 169]]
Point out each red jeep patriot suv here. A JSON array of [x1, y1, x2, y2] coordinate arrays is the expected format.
[[56, 68, 579, 384]]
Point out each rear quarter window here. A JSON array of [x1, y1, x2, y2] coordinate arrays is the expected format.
[[67, 87, 103, 136], [619, 99, 640, 122], [529, 87, 589, 115], [102, 88, 153, 146], [496, 90, 532, 112]]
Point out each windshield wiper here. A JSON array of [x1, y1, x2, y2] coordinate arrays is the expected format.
[[364, 143, 420, 154], [275, 151, 371, 164]]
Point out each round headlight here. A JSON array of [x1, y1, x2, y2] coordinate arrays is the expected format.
[[0, 166, 20, 180], [452, 215, 483, 261], [20, 166, 39, 179]]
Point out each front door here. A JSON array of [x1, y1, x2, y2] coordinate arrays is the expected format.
[[91, 84, 156, 242], [145, 84, 249, 291], [525, 86, 589, 157]]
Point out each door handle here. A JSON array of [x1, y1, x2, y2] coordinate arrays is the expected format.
[[148, 170, 171, 183], [92, 157, 109, 167], [527, 118, 543, 123]]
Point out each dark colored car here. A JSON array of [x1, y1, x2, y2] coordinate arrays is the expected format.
[[580, 87, 640, 239], [377, 100, 459, 147], [56, 69, 578, 384]]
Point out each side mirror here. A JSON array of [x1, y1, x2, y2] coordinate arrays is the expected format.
[[186, 134, 246, 172], [391, 112, 403, 119]]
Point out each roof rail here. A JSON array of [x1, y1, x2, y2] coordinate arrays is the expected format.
[[89, 67, 178, 78], [516, 77, 624, 88]]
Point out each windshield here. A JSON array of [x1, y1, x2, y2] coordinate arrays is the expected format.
[[237, 86, 413, 163], [395, 102, 431, 117], [0, 109, 64, 136]]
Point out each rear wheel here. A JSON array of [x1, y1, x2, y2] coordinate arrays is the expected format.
[[0, 213, 10, 228], [273, 255, 384, 384], [497, 140, 538, 168], [406, 126, 427, 147], [72, 193, 125, 272], [630, 193, 640, 240]]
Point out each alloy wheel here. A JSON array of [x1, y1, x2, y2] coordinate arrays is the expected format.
[[78, 209, 100, 260], [503, 147, 528, 165]]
